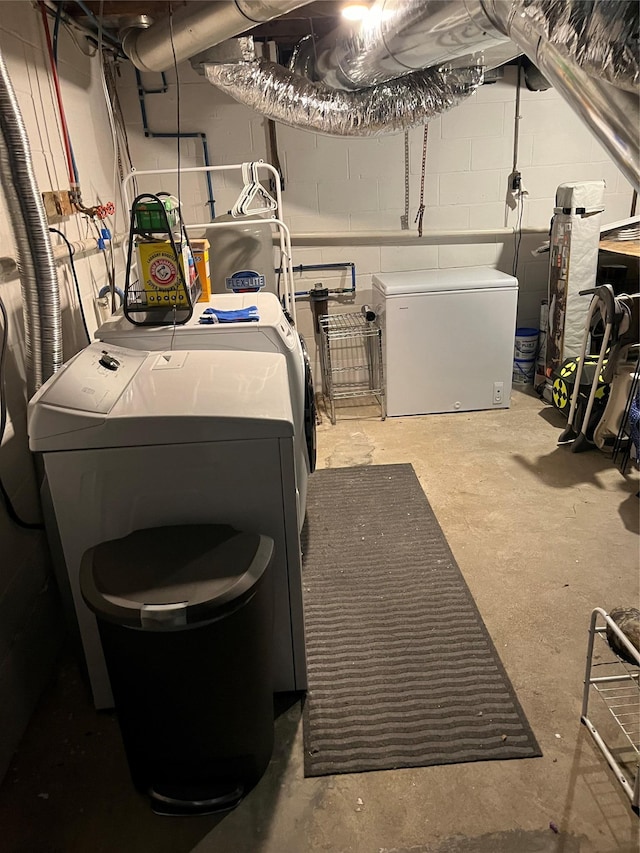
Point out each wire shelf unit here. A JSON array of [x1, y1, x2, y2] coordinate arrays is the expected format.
[[581, 607, 639, 812], [318, 312, 385, 425]]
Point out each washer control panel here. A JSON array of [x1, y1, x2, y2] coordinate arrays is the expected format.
[[40, 345, 146, 414]]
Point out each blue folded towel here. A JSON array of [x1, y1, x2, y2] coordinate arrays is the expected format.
[[199, 306, 260, 324]]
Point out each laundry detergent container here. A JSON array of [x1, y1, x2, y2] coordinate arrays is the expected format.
[[80, 524, 274, 815]]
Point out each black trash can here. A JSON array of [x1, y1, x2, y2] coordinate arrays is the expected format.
[[80, 524, 275, 816]]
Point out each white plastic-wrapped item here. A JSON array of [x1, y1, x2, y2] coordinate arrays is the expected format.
[[545, 181, 606, 378]]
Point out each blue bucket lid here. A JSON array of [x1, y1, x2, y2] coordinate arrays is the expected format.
[[515, 327, 539, 337]]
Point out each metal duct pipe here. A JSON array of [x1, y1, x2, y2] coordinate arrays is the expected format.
[[487, 0, 639, 94], [203, 1, 639, 180], [299, 0, 638, 94], [207, 59, 483, 136], [0, 49, 61, 395], [295, 0, 516, 90], [497, 7, 639, 189], [122, 0, 314, 73]]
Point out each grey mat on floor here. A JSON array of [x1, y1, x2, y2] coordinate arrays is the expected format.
[[301, 463, 541, 778]]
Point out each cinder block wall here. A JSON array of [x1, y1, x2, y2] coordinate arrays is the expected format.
[[116, 60, 634, 381]]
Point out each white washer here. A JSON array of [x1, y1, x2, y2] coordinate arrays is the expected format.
[[28, 344, 307, 709], [96, 292, 315, 530], [372, 267, 518, 416]]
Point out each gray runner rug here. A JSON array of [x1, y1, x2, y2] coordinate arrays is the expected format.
[[301, 463, 541, 777]]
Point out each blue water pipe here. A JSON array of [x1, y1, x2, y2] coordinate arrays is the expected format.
[[73, 0, 126, 54], [286, 262, 357, 298], [135, 69, 215, 219]]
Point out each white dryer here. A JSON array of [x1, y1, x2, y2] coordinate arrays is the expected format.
[[96, 292, 315, 530], [28, 344, 307, 709]]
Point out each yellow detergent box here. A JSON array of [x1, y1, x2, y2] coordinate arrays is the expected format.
[[190, 239, 212, 302], [136, 241, 196, 307]]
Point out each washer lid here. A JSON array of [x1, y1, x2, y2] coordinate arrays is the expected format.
[[97, 290, 286, 340], [28, 344, 294, 451], [96, 290, 297, 354], [372, 266, 518, 295], [80, 524, 274, 629]]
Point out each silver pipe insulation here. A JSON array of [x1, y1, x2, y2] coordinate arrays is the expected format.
[[0, 49, 61, 396], [487, 0, 639, 94], [298, 0, 638, 94], [293, 0, 515, 90], [207, 0, 639, 185], [206, 60, 484, 136], [122, 0, 314, 73], [496, 5, 640, 190]]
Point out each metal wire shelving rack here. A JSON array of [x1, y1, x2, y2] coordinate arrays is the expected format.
[[581, 607, 639, 812], [318, 312, 386, 425]]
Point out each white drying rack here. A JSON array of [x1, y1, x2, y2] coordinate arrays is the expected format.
[[581, 607, 639, 812], [121, 161, 296, 326]]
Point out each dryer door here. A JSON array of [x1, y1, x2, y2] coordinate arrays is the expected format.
[[299, 335, 316, 473]]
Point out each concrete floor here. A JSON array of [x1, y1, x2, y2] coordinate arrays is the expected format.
[[1, 387, 638, 853]]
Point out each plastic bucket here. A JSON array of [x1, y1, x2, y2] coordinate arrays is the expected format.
[[514, 327, 539, 359], [513, 357, 536, 385]]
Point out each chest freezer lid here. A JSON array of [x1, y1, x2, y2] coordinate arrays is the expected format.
[[372, 266, 518, 295], [96, 291, 293, 345], [29, 344, 294, 452]]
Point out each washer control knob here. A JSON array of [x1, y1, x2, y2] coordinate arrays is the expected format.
[[99, 352, 120, 371]]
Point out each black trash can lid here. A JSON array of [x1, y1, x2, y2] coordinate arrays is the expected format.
[[80, 524, 274, 630]]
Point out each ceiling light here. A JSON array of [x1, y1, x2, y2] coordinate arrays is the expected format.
[[341, 4, 369, 22]]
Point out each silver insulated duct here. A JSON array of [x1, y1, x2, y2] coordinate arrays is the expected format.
[[205, 0, 639, 188], [207, 59, 484, 136], [0, 48, 62, 395], [488, 0, 639, 189]]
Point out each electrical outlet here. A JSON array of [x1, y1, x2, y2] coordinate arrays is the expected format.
[[510, 171, 521, 192], [493, 381, 504, 405]]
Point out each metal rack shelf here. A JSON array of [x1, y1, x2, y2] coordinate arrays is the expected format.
[[581, 607, 639, 812], [318, 312, 385, 425]]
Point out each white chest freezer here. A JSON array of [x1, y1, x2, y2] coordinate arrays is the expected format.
[[372, 266, 518, 416], [28, 344, 306, 708]]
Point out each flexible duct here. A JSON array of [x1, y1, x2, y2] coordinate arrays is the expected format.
[[0, 49, 62, 395], [297, 0, 637, 94], [207, 0, 638, 186], [487, 0, 639, 94], [497, 4, 640, 190], [122, 0, 314, 73], [292, 0, 516, 90], [206, 60, 484, 136]]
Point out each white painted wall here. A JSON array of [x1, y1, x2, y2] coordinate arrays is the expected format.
[[115, 59, 634, 380], [0, 2, 121, 779]]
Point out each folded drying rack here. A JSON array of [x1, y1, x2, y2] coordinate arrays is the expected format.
[[121, 161, 296, 326], [581, 607, 639, 812]]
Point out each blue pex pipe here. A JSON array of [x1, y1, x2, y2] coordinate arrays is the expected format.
[[286, 262, 357, 298], [135, 70, 215, 218]]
